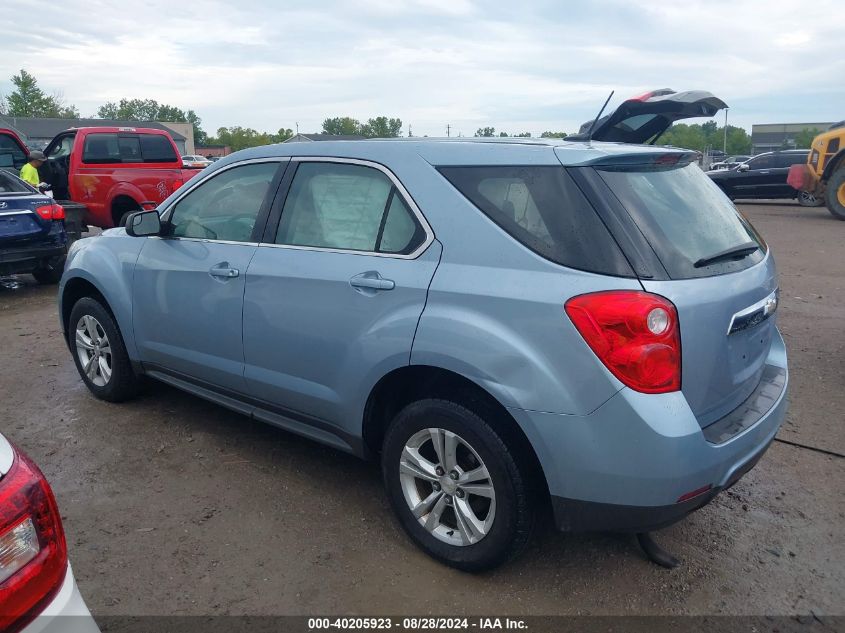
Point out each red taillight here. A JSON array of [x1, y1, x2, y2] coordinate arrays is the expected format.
[[0, 448, 68, 633], [34, 205, 64, 221], [565, 290, 681, 394]]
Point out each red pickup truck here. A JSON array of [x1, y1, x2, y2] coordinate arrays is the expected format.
[[0, 126, 198, 230]]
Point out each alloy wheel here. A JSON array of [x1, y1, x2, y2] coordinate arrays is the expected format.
[[398, 428, 496, 546], [798, 191, 820, 206], [75, 315, 112, 387]]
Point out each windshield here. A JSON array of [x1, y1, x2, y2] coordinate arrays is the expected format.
[[597, 163, 766, 278]]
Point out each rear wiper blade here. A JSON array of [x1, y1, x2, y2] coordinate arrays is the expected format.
[[694, 242, 759, 268]]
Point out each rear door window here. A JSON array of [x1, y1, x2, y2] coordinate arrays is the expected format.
[[438, 166, 632, 276], [597, 163, 766, 279], [118, 135, 143, 162], [276, 162, 426, 255], [140, 135, 178, 163], [82, 133, 121, 163]]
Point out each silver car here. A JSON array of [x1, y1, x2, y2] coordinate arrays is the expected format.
[[59, 131, 787, 571]]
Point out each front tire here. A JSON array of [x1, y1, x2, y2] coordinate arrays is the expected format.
[[382, 399, 534, 571], [824, 167, 845, 220], [69, 297, 141, 402]]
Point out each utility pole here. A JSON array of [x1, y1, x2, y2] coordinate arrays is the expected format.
[[295, 122, 299, 134], [723, 109, 728, 154], [408, 124, 412, 137], [446, 124, 451, 138]]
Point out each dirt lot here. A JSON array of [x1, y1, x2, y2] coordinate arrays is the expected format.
[[0, 202, 842, 618]]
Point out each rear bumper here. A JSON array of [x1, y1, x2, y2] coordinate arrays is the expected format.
[[509, 328, 788, 533], [20, 563, 99, 633], [0, 242, 66, 274], [549, 431, 775, 532]]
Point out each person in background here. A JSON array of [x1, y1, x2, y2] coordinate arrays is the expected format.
[[20, 150, 47, 187]]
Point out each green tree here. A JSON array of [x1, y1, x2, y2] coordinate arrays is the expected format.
[[513, 132, 531, 138], [206, 126, 294, 151], [322, 117, 363, 136], [4, 69, 78, 118], [186, 110, 207, 145], [656, 122, 751, 155], [540, 131, 568, 138], [475, 127, 496, 137], [96, 98, 209, 144], [362, 116, 403, 138], [498, 131, 509, 137], [794, 128, 820, 149]]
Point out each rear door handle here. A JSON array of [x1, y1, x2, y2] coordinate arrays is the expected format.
[[350, 271, 395, 291], [209, 263, 239, 279]]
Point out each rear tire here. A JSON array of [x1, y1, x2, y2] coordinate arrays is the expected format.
[[382, 398, 534, 571], [31, 256, 65, 285], [824, 167, 845, 220], [69, 297, 141, 402], [796, 191, 824, 207]]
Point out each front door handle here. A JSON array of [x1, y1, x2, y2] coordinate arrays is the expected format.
[[350, 271, 395, 292], [209, 263, 239, 279], [758, 170, 770, 175]]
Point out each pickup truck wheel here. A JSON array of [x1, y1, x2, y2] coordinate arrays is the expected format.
[[824, 168, 845, 220], [69, 297, 141, 402], [382, 399, 534, 571]]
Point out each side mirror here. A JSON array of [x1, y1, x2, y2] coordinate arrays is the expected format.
[[737, 164, 750, 172], [125, 210, 161, 237]]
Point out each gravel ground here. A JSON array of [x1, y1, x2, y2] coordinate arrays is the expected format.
[[0, 201, 842, 618]]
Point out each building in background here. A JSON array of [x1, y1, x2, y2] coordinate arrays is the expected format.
[[0, 116, 192, 154], [195, 144, 231, 158], [751, 122, 835, 154]]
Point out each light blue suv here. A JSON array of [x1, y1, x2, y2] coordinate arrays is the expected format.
[[59, 137, 788, 570]]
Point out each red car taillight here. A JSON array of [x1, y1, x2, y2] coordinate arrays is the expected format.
[[0, 448, 68, 633], [34, 204, 65, 221], [565, 291, 681, 394]]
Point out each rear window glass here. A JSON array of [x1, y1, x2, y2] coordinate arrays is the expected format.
[[597, 163, 766, 279], [438, 166, 633, 276], [0, 171, 33, 193]]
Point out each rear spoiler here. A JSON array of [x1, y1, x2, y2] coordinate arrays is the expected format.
[[577, 150, 700, 168]]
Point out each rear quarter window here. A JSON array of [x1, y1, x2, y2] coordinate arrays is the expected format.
[[437, 166, 633, 276]]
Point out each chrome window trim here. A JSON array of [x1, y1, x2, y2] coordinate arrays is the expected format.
[[148, 236, 259, 247], [155, 157, 287, 245], [259, 156, 435, 260]]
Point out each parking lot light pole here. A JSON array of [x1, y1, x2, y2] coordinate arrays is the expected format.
[[724, 108, 729, 154]]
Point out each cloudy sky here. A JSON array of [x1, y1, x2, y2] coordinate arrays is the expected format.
[[2, 0, 843, 137]]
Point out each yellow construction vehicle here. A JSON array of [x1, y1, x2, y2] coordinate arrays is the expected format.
[[788, 121, 845, 219]]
